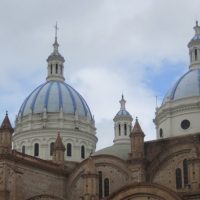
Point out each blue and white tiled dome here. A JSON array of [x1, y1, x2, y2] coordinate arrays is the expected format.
[[18, 80, 92, 119], [163, 69, 200, 104], [116, 109, 131, 117]]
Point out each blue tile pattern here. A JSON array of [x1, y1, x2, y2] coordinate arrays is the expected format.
[[18, 81, 92, 120], [163, 69, 200, 104]]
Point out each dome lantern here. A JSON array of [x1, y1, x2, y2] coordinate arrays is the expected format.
[[46, 23, 65, 82], [188, 21, 200, 69], [113, 95, 133, 144]]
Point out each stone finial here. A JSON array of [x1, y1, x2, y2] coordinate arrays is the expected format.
[[54, 133, 65, 151], [120, 94, 126, 110], [130, 117, 145, 137], [1, 111, 14, 133], [194, 20, 200, 35]]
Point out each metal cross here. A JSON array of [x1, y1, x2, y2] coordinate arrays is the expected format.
[[55, 22, 59, 38]]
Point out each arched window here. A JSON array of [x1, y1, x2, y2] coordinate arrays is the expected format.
[[22, 145, 25, 154], [159, 128, 163, 138], [104, 178, 110, 197], [50, 142, 54, 156], [195, 49, 198, 61], [98, 171, 103, 198], [118, 124, 121, 136], [34, 143, 39, 157], [183, 159, 188, 186], [176, 168, 182, 189], [67, 143, 72, 156], [81, 145, 85, 159], [124, 124, 127, 136], [56, 64, 58, 74], [50, 64, 53, 74]]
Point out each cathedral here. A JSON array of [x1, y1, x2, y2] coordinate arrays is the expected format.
[[0, 22, 200, 200]]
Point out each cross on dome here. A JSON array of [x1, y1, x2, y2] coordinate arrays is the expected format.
[[55, 22, 59, 38]]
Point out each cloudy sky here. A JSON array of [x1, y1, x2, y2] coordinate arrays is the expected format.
[[0, 0, 199, 150]]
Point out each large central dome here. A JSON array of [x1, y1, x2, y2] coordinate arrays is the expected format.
[[13, 33, 97, 162], [18, 80, 92, 119]]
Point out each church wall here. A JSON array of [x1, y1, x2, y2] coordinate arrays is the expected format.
[[67, 156, 131, 200], [152, 151, 189, 191], [0, 159, 67, 200]]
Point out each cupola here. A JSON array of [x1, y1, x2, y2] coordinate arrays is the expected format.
[[188, 21, 200, 69], [113, 95, 133, 144], [46, 23, 65, 81]]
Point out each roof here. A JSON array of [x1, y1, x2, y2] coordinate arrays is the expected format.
[[162, 69, 200, 104], [93, 143, 131, 160], [130, 118, 144, 137], [54, 133, 66, 150], [18, 80, 92, 119], [0, 113, 14, 133]]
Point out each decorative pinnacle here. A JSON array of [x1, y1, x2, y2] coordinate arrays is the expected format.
[[194, 20, 200, 35], [120, 94, 126, 110], [5, 111, 8, 116]]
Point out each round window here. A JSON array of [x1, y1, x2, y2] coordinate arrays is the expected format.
[[181, 120, 190, 130]]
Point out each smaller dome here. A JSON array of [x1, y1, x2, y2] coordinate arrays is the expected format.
[[93, 143, 130, 160], [163, 69, 200, 104], [116, 110, 131, 117]]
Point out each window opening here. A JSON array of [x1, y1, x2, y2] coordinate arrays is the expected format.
[[176, 168, 182, 189], [50, 142, 54, 156], [50, 64, 53, 74], [81, 145, 85, 159], [34, 143, 39, 157], [104, 178, 110, 197], [195, 49, 198, 61], [124, 124, 127, 136], [99, 171, 103, 198], [118, 124, 121, 136], [22, 145, 25, 154], [67, 143, 72, 156], [183, 159, 188, 186], [160, 128, 163, 138]]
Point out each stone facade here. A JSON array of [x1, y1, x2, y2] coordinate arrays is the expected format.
[[0, 116, 200, 200]]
